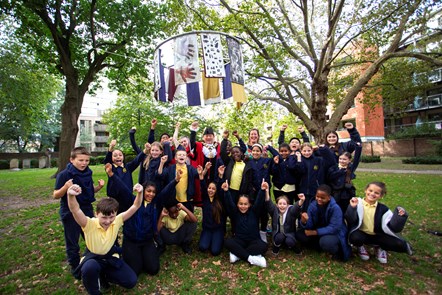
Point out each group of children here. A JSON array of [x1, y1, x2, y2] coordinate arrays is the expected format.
[[53, 121, 413, 294]]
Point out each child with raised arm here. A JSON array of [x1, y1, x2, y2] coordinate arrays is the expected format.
[[197, 163, 226, 256], [326, 142, 362, 214], [53, 147, 104, 275], [157, 194, 198, 254], [104, 163, 180, 276], [266, 191, 305, 255], [104, 139, 148, 206], [158, 146, 199, 212], [345, 182, 413, 264], [277, 124, 310, 153], [324, 122, 361, 161], [295, 184, 351, 261], [223, 179, 268, 268], [66, 182, 143, 295], [271, 143, 298, 204]]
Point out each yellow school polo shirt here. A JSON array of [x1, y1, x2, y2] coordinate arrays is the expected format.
[[82, 214, 123, 257], [162, 210, 187, 233], [176, 165, 188, 203], [359, 199, 377, 235], [230, 161, 245, 190]]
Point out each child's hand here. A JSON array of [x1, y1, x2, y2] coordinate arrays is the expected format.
[[204, 161, 212, 170], [131, 126, 137, 132], [191, 121, 199, 130], [273, 155, 279, 164], [344, 122, 354, 129], [221, 180, 229, 191], [223, 130, 229, 139], [176, 169, 183, 182], [67, 184, 82, 196], [281, 124, 287, 131], [397, 206, 406, 216], [133, 183, 143, 193], [160, 155, 168, 164], [295, 151, 301, 160], [177, 203, 183, 210], [218, 165, 225, 175], [350, 197, 358, 208], [261, 179, 269, 191], [64, 179, 74, 189], [151, 118, 157, 129], [197, 165, 203, 175], [97, 179, 105, 188], [312, 145, 319, 151], [298, 126, 305, 133], [161, 208, 169, 217], [110, 139, 117, 147], [298, 194, 305, 206], [300, 212, 309, 224], [144, 142, 151, 151], [175, 122, 181, 129], [232, 130, 239, 138]]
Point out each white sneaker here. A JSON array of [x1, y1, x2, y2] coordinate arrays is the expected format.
[[358, 246, 370, 261], [375, 247, 387, 264], [229, 252, 240, 263], [259, 231, 268, 243], [248, 255, 267, 268]]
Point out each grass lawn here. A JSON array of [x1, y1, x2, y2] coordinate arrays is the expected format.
[[0, 165, 441, 294]]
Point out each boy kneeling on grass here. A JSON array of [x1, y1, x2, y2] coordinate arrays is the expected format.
[[67, 182, 143, 295], [345, 181, 413, 264]]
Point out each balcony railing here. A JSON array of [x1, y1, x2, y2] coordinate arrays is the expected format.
[[94, 124, 108, 132], [94, 136, 109, 143]]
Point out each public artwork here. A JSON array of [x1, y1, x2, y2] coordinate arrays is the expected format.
[[154, 32, 245, 106], [201, 33, 226, 78], [226, 37, 244, 85], [174, 35, 200, 85]]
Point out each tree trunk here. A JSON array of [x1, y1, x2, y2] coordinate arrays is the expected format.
[[55, 81, 82, 175]]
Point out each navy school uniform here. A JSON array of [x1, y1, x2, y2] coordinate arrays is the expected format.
[[129, 128, 155, 184], [326, 127, 361, 162], [54, 163, 96, 269], [138, 142, 173, 191], [271, 153, 299, 203], [109, 172, 178, 275]]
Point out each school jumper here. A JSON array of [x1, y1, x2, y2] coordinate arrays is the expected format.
[[296, 197, 351, 261], [109, 172, 178, 276], [199, 180, 227, 256], [345, 198, 412, 254], [223, 189, 268, 261], [271, 153, 299, 204], [266, 198, 303, 249], [55, 163, 96, 270]]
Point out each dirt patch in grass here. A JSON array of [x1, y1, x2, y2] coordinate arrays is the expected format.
[[0, 195, 57, 212]]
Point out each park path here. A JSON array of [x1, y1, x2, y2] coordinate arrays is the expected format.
[[357, 168, 442, 175]]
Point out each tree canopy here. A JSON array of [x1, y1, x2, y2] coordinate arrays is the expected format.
[[1, 0, 176, 172], [185, 0, 442, 141]]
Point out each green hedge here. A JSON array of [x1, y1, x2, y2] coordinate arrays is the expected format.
[[361, 155, 381, 163], [0, 160, 9, 170], [402, 156, 442, 164]]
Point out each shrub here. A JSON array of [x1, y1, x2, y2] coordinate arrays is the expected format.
[[361, 155, 381, 163], [0, 160, 9, 170], [402, 156, 442, 164], [387, 123, 442, 139], [124, 153, 137, 163], [430, 140, 442, 157], [50, 158, 58, 167]]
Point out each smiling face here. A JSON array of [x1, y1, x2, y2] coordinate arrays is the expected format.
[[160, 134, 170, 144], [175, 150, 187, 165], [276, 197, 289, 213], [231, 147, 243, 162], [279, 147, 290, 159], [326, 132, 338, 146], [180, 137, 189, 149], [207, 183, 217, 198], [338, 154, 351, 168], [150, 144, 162, 158], [96, 212, 116, 231], [364, 184, 384, 205], [289, 138, 301, 152], [248, 129, 259, 144], [301, 146, 313, 158], [251, 146, 262, 160], [203, 133, 215, 144], [315, 190, 331, 206], [144, 185, 156, 202], [237, 196, 251, 213], [70, 154, 90, 171]]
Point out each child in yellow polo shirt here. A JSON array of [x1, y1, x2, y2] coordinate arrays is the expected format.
[[345, 181, 413, 264], [157, 200, 198, 254], [67, 182, 143, 294]]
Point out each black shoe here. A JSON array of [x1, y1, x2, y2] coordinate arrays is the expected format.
[[181, 243, 192, 254], [293, 245, 302, 255], [272, 245, 280, 256]]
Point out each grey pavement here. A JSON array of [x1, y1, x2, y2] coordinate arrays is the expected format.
[[357, 168, 442, 175]]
